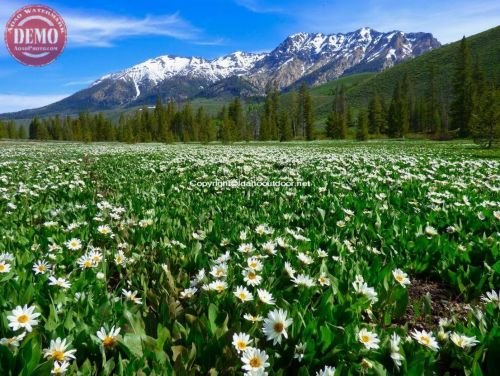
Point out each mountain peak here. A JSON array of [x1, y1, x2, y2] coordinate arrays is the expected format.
[[7, 27, 441, 117]]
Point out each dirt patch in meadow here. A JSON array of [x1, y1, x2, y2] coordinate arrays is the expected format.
[[399, 279, 471, 330]]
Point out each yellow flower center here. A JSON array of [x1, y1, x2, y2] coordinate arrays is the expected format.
[[103, 336, 116, 347], [0, 264, 5, 272], [395, 275, 404, 282], [274, 322, 284, 333], [361, 335, 370, 343], [237, 341, 247, 350], [421, 336, 430, 346], [38, 265, 46, 272], [239, 293, 247, 300], [249, 357, 262, 368], [17, 314, 29, 324], [248, 272, 256, 280], [84, 260, 92, 268], [52, 350, 65, 362], [70, 242, 78, 247]]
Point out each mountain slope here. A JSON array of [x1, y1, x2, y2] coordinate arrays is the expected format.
[[0, 27, 439, 120], [344, 25, 500, 110]]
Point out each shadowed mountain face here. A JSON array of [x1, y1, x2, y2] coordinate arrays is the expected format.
[[2, 27, 440, 119]]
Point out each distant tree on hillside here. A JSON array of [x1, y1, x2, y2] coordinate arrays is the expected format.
[[326, 85, 349, 139], [450, 36, 474, 137], [368, 92, 385, 135], [356, 110, 369, 141], [472, 85, 500, 148]]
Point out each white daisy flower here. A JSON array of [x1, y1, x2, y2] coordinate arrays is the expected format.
[[247, 257, 263, 271], [262, 308, 292, 345], [0, 332, 26, 348], [122, 289, 142, 304], [77, 254, 95, 269], [0, 261, 11, 273], [65, 238, 82, 251], [7, 305, 40, 332], [261, 241, 277, 255], [49, 276, 71, 289], [284, 261, 296, 278], [390, 333, 404, 368], [450, 332, 479, 349], [238, 243, 255, 254], [51, 361, 70, 375], [257, 289, 275, 305], [297, 252, 314, 265], [33, 260, 51, 275], [292, 274, 316, 288], [232, 332, 252, 353], [234, 286, 254, 302], [43, 338, 77, 362], [241, 348, 270, 373], [180, 287, 197, 299], [358, 328, 380, 350], [411, 329, 439, 351], [316, 365, 336, 376], [243, 313, 263, 322], [392, 269, 411, 287], [114, 250, 128, 266], [481, 290, 500, 306], [96, 326, 121, 348], [209, 280, 228, 293], [97, 225, 113, 236], [243, 269, 262, 286], [318, 273, 331, 287]]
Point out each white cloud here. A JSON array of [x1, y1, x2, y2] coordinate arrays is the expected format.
[[0, 1, 211, 48], [0, 94, 69, 113], [62, 79, 94, 87], [66, 12, 201, 47], [235, 0, 284, 14]]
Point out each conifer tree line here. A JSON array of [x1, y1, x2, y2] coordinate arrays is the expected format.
[[0, 119, 26, 139], [2, 35, 497, 146], [19, 82, 315, 143], [324, 36, 498, 146]]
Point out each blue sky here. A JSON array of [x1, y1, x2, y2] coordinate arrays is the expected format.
[[0, 0, 499, 113]]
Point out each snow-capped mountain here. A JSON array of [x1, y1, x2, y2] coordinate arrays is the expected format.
[[92, 52, 267, 98], [3, 28, 440, 117]]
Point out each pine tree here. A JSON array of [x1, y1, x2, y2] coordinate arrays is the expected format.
[[400, 74, 412, 136], [326, 87, 347, 139], [387, 81, 410, 138], [278, 110, 292, 141], [0, 121, 5, 139], [261, 87, 279, 140], [220, 106, 234, 143], [197, 106, 210, 144], [37, 121, 50, 140], [29, 117, 40, 139], [472, 85, 499, 148], [17, 125, 27, 139], [426, 64, 442, 135], [368, 92, 385, 135], [450, 36, 474, 137], [6, 121, 16, 139], [356, 110, 369, 141], [303, 84, 314, 140], [289, 90, 300, 138], [387, 84, 402, 138], [228, 97, 246, 141]]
